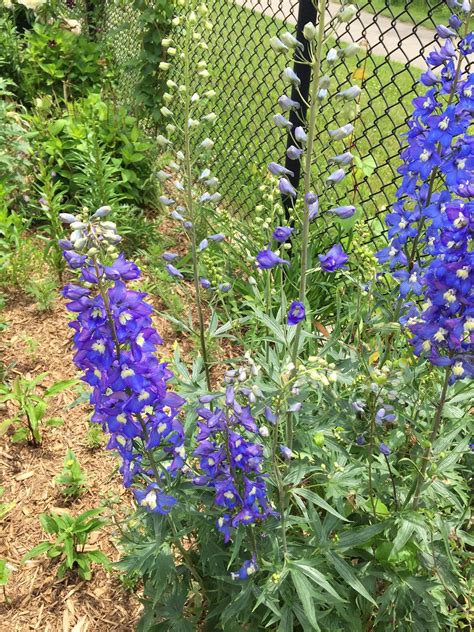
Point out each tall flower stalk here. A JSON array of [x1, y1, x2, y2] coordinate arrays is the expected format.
[[156, 0, 225, 391]]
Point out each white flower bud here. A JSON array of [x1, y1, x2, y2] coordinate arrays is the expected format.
[[171, 16, 180, 26], [198, 3, 208, 15], [204, 89, 216, 98], [198, 69, 210, 78], [188, 118, 200, 127], [303, 22, 317, 40], [327, 48, 338, 63], [201, 138, 214, 149], [167, 47, 177, 56], [166, 124, 176, 134], [157, 135, 172, 146], [160, 106, 173, 117], [159, 62, 170, 71], [340, 42, 362, 57], [192, 31, 201, 41], [269, 36, 289, 53], [189, 11, 197, 23], [161, 38, 172, 48], [176, 151, 185, 161], [202, 112, 217, 123], [338, 4, 357, 22], [163, 92, 173, 104], [166, 79, 177, 89]]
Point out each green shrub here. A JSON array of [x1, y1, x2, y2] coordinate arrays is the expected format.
[[21, 20, 108, 104]]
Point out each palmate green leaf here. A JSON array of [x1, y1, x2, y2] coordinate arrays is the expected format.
[[326, 552, 377, 606], [292, 487, 348, 522], [290, 568, 320, 631], [291, 560, 345, 602]]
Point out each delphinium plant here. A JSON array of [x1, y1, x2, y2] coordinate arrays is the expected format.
[[377, 2, 473, 507], [58, 2, 474, 631]]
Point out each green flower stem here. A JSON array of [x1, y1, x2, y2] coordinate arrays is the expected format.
[[411, 367, 451, 510], [182, 3, 212, 391], [287, 0, 327, 449]]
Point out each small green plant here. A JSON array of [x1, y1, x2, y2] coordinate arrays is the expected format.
[[26, 278, 57, 312], [22, 508, 110, 580], [0, 558, 11, 601], [0, 373, 75, 446], [55, 449, 87, 498], [86, 422, 103, 450], [0, 486, 15, 521]]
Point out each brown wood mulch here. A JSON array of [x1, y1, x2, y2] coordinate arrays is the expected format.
[[0, 290, 196, 632]]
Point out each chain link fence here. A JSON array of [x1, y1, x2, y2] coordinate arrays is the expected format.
[[65, 0, 445, 249]]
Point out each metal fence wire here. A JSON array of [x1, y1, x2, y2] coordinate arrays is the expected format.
[[66, 0, 446, 249]]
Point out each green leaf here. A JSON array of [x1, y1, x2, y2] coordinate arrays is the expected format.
[[326, 552, 377, 605], [291, 561, 344, 602], [292, 488, 348, 522], [0, 418, 14, 436], [22, 541, 52, 562], [39, 512, 60, 534], [84, 549, 110, 569], [290, 568, 319, 630], [0, 559, 11, 586], [44, 379, 77, 398], [336, 521, 388, 550]]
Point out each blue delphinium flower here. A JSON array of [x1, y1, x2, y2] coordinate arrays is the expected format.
[[287, 300, 305, 325], [60, 211, 186, 512], [256, 247, 290, 269], [193, 386, 274, 544], [272, 226, 294, 242], [378, 12, 473, 381], [319, 243, 349, 272]]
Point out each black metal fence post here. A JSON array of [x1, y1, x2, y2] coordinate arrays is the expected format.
[[283, 0, 317, 215]]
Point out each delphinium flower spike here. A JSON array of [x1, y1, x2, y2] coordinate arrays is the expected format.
[[377, 6, 473, 381], [154, 0, 228, 390], [59, 207, 186, 513]]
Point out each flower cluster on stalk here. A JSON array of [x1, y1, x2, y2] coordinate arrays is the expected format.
[[378, 6, 473, 380], [193, 380, 274, 544], [259, 10, 364, 322], [59, 207, 186, 513]]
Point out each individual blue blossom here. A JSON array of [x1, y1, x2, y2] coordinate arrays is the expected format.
[[279, 445, 292, 460], [272, 226, 294, 242], [328, 123, 354, 140], [282, 67, 301, 86], [319, 243, 349, 272], [294, 126, 308, 143], [166, 264, 184, 279], [278, 95, 300, 111], [287, 300, 305, 325], [162, 252, 179, 261], [273, 113, 293, 129], [278, 178, 297, 198], [329, 151, 354, 165], [379, 443, 391, 457], [327, 205, 356, 219], [230, 555, 258, 580], [200, 277, 211, 289], [134, 484, 178, 514], [268, 162, 294, 177], [256, 247, 290, 269], [286, 145, 304, 161], [326, 168, 346, 185]]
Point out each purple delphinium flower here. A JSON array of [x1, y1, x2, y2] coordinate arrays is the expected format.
[[287, 300, 305, 325], [193, 398, 274, 545], [379, 443, 391, 456], [280, 445, 292, 460], [256, 247, 290, 269], [318, 243, 349, 272], [166, 264, 184, 279], [272, 226, 294, 242]]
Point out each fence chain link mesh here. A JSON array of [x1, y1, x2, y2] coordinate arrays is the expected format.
[[64, 0, 445, 249]]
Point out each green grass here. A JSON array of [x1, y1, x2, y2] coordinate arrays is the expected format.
[[345, 0, 451, 27], [199, 0, 422, 243]]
